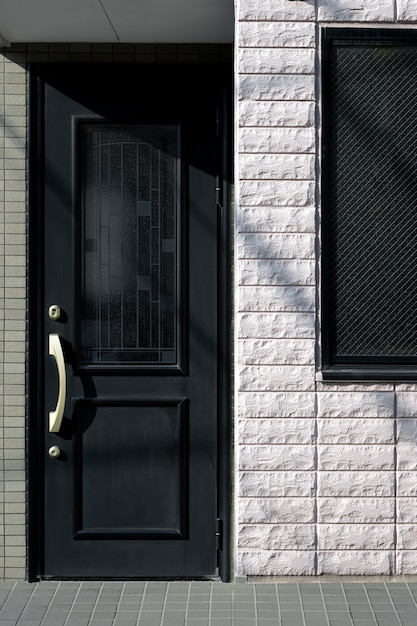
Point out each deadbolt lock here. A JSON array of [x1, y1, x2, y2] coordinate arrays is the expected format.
[[48, 445, 61, 459], [48, 305, 61, 321]]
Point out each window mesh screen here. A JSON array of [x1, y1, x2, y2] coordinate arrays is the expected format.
[[328, 42, 417, 359]]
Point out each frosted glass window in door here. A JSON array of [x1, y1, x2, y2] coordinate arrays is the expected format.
[[80, 124, 179, 365]]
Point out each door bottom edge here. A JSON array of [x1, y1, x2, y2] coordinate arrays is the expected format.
[[40, 575, 222, 582]]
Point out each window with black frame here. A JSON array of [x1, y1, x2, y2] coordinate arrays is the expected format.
[[322, 28, 417, 380]]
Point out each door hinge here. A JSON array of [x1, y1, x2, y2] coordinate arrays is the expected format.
[[216, 184, 222, 208], [216, 518, 223, 550], [216, 171, 223, 212], [215, 106, 223, 211]]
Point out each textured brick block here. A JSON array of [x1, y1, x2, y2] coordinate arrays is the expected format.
[[240, 154, 315, 181], [239, 75, 315, 101], [318, 470, 394, 497], [239, 102, 315, 128], [238, 417, 315, 444], [238, 524, 315, 549], [239, 470, 315, 497], [238, 232, 314, 258], [240, 127, 315, 153], [239, 497, 315, 523], [318, 418, 394, 444], [393, 420, 417, 471], [238, 0, 316, 21], [239, 444, 315, 471], [319, 444, 394, 471], [397, 393, 417, 417], [239, 47, 315, 74], [239, 365, 315, 391], [239, 21, 315, 48], [239, 338, 314, 365], [241, 258, 316, 287], [397, 447, 417, 471], [318, 0, 394, 21], [397, 471, 417, 497], [317, 392, 394, 417], [398, 0, 417, 20], [238, 392, 315, 418], [318, 551, 394, 575], [397, 551, 417, 574], [318, 524, 395, 550], [398, 499, 417, 523], [238, 312, 315, 338], [238, 286, 315, 312], [238, 550, 315, 576], [397, 525, 417, 549], [318, 497, 394, 523], [240, 180, 315, 207]]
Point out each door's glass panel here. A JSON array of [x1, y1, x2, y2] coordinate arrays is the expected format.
[[79, 124, 179, 365]]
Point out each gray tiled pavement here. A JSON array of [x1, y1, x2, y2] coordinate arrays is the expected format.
[[1, 581, 417, 626]]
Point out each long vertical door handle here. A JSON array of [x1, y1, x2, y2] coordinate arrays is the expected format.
[[49, 334, 66, 433]]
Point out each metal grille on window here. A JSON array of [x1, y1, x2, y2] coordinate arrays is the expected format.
[[328, 42, 417, 360], [80, 125, 179, 365]]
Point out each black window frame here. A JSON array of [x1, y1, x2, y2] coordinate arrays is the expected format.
[[322, 27, 417, 381]]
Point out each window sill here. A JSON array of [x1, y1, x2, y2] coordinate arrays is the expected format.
[[319, 367, 417, 383]]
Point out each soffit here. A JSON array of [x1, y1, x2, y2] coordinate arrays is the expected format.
[[0, 0, 234, 44]]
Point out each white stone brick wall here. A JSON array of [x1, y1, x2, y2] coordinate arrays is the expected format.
[[236, 0, 417, 577]]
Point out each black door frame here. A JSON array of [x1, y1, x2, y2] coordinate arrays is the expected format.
[[27, 61, 232, 581]]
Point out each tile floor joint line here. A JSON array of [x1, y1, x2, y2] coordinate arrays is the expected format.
[[340, 583, 355, 626], [297, 582, 307, 626], [208, 579, 213, 623], [88, 581, 101, 626], [362, 582, 386, 626], [405, 581, 417, 610], [0, 580, 16, 612], [40, 581, 61, 625], [113, 580, 126, 626], [135, 580, 147, 626], [274, 582, 280, 626], [385, 581, 405, 626], [318, 582, 332, 626]]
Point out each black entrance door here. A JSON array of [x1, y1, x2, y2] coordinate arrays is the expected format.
[[31, 63, 228, 578]]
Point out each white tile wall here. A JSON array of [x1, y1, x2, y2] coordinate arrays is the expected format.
[[0, 48, 27, 580]]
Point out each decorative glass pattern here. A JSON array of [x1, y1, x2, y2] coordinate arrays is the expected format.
[[80, 124, 179, 365]]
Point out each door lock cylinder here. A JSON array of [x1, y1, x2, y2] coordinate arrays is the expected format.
[[48, 305, 61, 321], [48, 445, 61, 459]]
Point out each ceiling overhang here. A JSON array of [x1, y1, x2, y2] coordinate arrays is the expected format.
[[0, 0, 234, 44]]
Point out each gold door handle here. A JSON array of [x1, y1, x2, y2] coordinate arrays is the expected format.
[[49, 334, 66, 433]]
